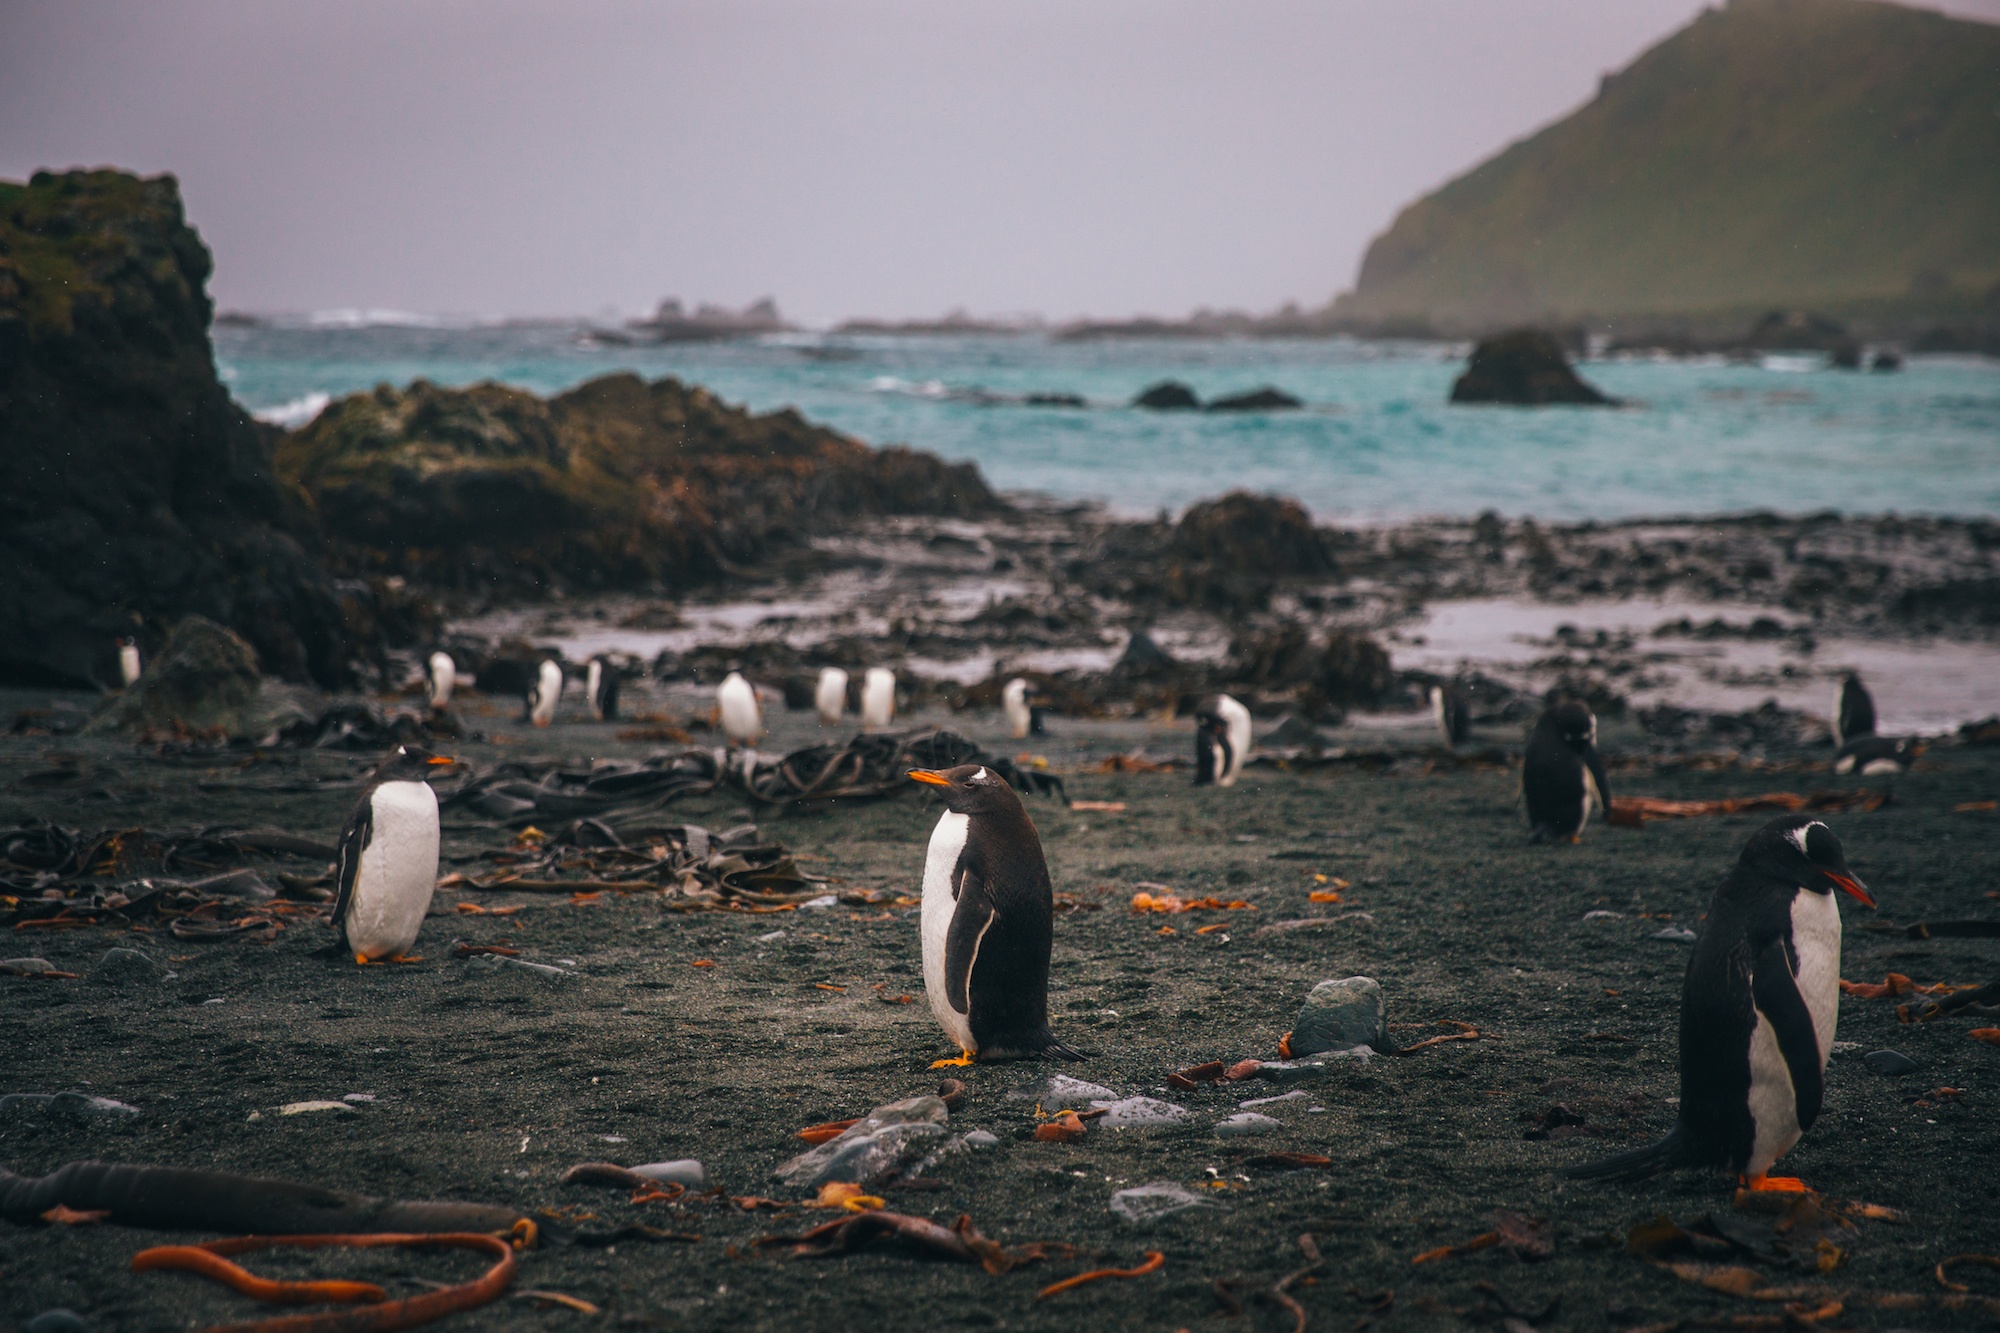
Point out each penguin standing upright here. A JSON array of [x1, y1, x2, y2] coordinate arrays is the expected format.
[[718, 671, 763, 745], [1003, 678, 1035, 740], [425, 651, 456, 713], [332, 745, 455, 964], [526, 659, 563, 727], [1523, 699, 1610, 843], [1430, 683, 1471, 746], [1563, 814, 1874, 1192], [815, 667, 849, 726], [117, 637, 142, 689], [907, 765, 1082, 1067], [861, 667, 897, 729], [585, 654, 620, 721], [1833, 672, 1876, 747], [1192, 694, 1252, 788]]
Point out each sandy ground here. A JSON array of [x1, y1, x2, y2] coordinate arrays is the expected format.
[[4, 691, 1999, 1331]]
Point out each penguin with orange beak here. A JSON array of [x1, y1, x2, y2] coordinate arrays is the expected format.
[[332, 745, 456, 965], [908, 765, 1082, 1067]]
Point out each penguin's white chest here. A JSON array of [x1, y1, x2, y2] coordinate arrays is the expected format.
[[1003, 682, 1031, 739], [815, 669, 847, 724], [861, 669, 896, 728], [1218, 697, 1252, 786], [1744, 889, 1842, 1175], [427, 653, 455, 709], [920, 811, 975, 1052], [346, 781, 440, 961], [719, 676, 762, 742], [119, 644, 142, 687]]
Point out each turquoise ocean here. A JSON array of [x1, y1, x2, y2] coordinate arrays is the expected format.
[[217, 321, 2000, 523]]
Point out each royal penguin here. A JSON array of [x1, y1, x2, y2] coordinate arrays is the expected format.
[[585, 654, 620, 721], [1523, 699, 1610, 843], [718, 671, 763, 745], [907, 764, 1082, 1066], [1003, 677, 1035, 740], [1563, 814, 1874, 1192], [117, 637, 142, 689], [332, 745, 455, 964], [1430, 683, 1471, 747], [860, 667, 897, 729], [526, 659, 563, 727], [815, 667, 849, 726], [1834, 735, 1922, 777], [1832, 672, 1876, 747], [424, 651, 456, 713], [1193, 693, 1252, 788]]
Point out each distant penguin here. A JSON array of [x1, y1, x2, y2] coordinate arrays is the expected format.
[[1834, 735, 1921, 777], [425, 651, 456, 713], [1193, 693, 1252, 788], [1430, 683, 1471, 746], [332, 745, 455, 965], [526, 659, 563, 727], [1003, 677, 1034, 740], [117, 637, 141, 688], [585, 654, 619, 721], [815, 667, 849, 726], [1523, 699, 1610, 843], [1563, 814, 1874, 1192], [718, 671, 763, 745], [1832, 673, 1876, 747], [861, 667, 897, 729], [908, 764, 1082, 1067]]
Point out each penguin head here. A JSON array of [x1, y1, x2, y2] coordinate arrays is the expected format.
[[1549, 699, 1597, 752], [376, 744, 457, 782], [1745, 815, 1874, 907], [907, 764, 1022, 816]]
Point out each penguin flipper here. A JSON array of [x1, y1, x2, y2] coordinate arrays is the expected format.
[[1584, 746, 1612, 814], [943, 869, 997, 1015], [1750, 938, 1825, 1131], [330, 797, 373, 950]]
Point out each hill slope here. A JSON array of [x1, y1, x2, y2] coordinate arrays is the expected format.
[[1334, 0, 2000, 328]]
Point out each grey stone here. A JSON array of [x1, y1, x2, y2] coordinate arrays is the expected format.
[[630, 1159, 705, 1188], [1290, 976, 1389, 1055], [0, 957, 61, 977], [1238, 1090, 1309, 1108], [1086, 1096, 1188, 1127], [1215, 1112, 1282, 1137], [1005, 1074, 1116, 1104], [963, 1130, 1000, 1149], [89, 947, 161, 985], [1108, 1181, 1213, 1225], [464, 954, 574, 981], [1651, 926, 1698, 944], [25, 1311, 91, 1333], [774, 1095, 950, 1188], [1582, 910, 1623, 922], [0, 1092, 140, 1118], [1862, 1050, 1918, 1076]]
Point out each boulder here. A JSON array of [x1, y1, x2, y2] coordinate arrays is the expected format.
[[1449, 329, 1615, 405], [1133, 381, 1202, 410], [1110, 629, 1176, 678], [773, 1095, 949, 1188], [1206, 387, 1303, 412], [1290, 976, 1391, 1055], [1227, 624, 1393, 709], [1173, 493, 1330, 578], [0, 170, 367, 688], [83, 616, 264, 737]]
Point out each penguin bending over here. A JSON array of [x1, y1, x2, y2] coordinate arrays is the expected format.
[[861, 667, 897, 729], [1523, 699, 1610, 843], [1834, 735, 1921, 776], [1193, 694, 1252, 788], [908, 765, 1082, 1067], [526, 659, 563, 727], [1003, 677, 1035, 740], [1563, 814, 1874, 1192], [333, 745, 455, 964], [425, 651, 455, 713], [585, 654, 620, 721], [117, 637, 142, 689], [1832, 672, 1875, 747], [718, 671, 763, 745], [815, 667, 849, 726], [1430, 683, 1471, 746]]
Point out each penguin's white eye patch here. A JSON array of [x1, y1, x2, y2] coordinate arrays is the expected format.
[[1785, 822, 1824, 855], [971, 767, 990, 784]]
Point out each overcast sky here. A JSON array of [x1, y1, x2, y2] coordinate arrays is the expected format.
[[4, 0, 1996, 323]]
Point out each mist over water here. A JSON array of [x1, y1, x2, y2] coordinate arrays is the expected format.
[[220, 323, 2000, 522]]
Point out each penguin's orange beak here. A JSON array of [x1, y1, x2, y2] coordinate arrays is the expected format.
[[428, 755, 458, 766], [907, 769, 951, 787], [1829, 872, 1874, 909]]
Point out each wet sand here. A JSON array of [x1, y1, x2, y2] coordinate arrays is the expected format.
[[4, 693, 1999, 1330]]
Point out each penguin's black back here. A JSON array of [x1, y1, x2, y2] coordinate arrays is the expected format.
[[1192, 697, 1229, 787], [1837, 675, 1876, 744], [955, 801, 1060, 1054], [1522, 700, 1609, 841]]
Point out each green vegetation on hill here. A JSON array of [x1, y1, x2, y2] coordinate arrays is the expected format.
[[1334, 0, 2000, 328]]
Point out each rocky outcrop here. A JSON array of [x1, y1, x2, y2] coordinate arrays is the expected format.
[[1206, 387, 1302, 412], [83, 615, 264, 737], [1449, 330, 1615, 406], [1133, 381, 1201, 410], [0, 170, 363, 688], [276, 372, 1002, 597], [1740, 310, 1861, 366]]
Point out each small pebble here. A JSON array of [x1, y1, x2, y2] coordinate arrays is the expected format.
[[1582, 910, 1623, 922], [342, 1093, 375, 1103], [1006, 1074, 1117, 1103], [1109, 1181, 1212, 1225], [963, 1130, 1000, 1149], [25, 1310, 90, 1333], [278, 1100, 357, 1116], [1862, 1050, 1918, 1076], [798, 895, 838, 911], [1214, 1112, 1281, 1137], [1650, 926, 1698, 944], [1238, 1090, 1308, 1109], [1088, 1096, 1189, 1127], [630, 1159, 706, 1187]]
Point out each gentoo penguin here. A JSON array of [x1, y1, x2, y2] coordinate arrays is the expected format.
[[1003, 677, 1034, 740], [1563, 814, 1874, 1192], [526, 659, 563, 727], [117, 637, 142, 689], [1193, 693, 1253, 788], [332, 745, 455, 964], [860, 667, 897, 729], [424, 651, 455, 713], [1430, 683, 1471, 746], [1832, 672, 1876, 747], [585, 654, 620, 721], [1834, 735, 1921, 776], [1523, 699, 1610, 843], [815, 667, 849, 726], [907, 764, 1082, 1067], [718, 671, 763, 745]]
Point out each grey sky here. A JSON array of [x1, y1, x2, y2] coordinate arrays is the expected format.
[[5, 0, 1996, 323]]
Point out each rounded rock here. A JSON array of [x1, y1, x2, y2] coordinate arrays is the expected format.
[[1290, 976, 1390, 1055]]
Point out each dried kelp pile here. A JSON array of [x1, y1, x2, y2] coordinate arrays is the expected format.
[[736, 730, 1066, 807], [445, 821, 842, 913]]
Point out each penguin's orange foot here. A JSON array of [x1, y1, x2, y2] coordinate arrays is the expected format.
[[930, 1049, 975, 1069], [353, 954, 381, 966], [389, 954, 423, 964], [1742, 1173, 1811, 1193]]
